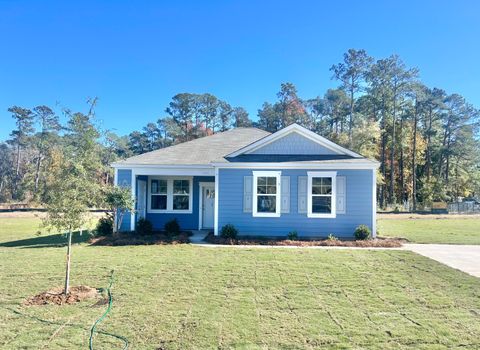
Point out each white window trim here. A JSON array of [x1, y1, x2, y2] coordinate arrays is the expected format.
[[252, 171, 281, 218], [307, 171, 337, 218], [147, 176, 193, 214]]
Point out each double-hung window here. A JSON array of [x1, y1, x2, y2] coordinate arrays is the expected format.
[[148, 177, 192, 213], [173, 180, 190, 210], [307, 171, 336, 218], [252, 171, 281, 217], [151, 179, 168, 210]]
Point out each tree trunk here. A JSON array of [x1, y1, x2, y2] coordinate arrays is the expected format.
[[445, 138, 451, 185], [389, 90, 397, 205], [349, 81, 354, 146], [412, 98, 418, 211], [13, 143, 21, 199], [438, 124, 449, 179], [15, 143, 21, 178], [64, 230, 72, 296], [380, 106, 387, 209], [33, 152, 42, 195], [425, 108, 433, 181], [399, 115, 405, 203]]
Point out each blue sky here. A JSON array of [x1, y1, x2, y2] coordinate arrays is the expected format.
[[1, 0, 479, 140]]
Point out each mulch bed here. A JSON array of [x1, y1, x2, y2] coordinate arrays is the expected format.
[[89, 232, 190, 246], [204, 233, 403, 248], [24, 286, 99, 306]]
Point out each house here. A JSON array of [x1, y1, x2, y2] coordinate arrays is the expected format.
[[112, 123, 380, 239]]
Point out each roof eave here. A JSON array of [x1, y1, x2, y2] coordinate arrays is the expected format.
[[211, 160, 380, 169]]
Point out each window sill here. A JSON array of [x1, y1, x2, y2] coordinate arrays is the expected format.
[[307, 213, 336, 219], [252, 213, 281, 218], [148, 209, 193, 214]]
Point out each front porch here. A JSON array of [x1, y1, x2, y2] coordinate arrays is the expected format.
[[115, 168, 217, 233]]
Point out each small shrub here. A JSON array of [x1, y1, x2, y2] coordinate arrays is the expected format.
[[164, 218, 180, 236], [220, 224, 238, 239], [354, 224, 371, 240], [287, 231, 298, 240], [327, 233, 338, 241], [136, 217, 153, 235], [96, 216, 113, 236]]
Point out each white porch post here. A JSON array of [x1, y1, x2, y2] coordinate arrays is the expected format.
[[130, 170, 136, 231], [113, 168, 119, 233], [214, 167, 219, 236]]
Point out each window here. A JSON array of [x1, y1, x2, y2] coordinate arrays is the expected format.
[[173, 180, 190, 210], [151, 179, 167, 210], [148, 177, 192, 213], [307, 171, 336, 218], [252, 171, 281, 217]]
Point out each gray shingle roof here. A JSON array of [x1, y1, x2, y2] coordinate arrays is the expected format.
[[114, 127, 271, 166]]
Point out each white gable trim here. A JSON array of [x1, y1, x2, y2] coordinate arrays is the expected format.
[[211, 162, 379, 170], [226, 124, 362, 158]]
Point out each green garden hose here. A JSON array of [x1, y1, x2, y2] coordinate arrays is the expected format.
[[3, 270, 128, 349], [89, 270, 128, 350]]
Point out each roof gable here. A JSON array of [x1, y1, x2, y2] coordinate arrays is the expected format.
[[227, 124, 362, 158]]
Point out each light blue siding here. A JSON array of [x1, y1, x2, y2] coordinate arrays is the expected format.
[[218, 168, 373, 238], [251, 132, 337, 155], [145, 176, 214, 231], [116, 169, 132, 232]]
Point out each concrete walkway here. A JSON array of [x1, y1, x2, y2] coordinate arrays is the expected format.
[[404, 244, 480, 278]]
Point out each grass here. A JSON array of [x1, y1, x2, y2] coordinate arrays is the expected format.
[[378, 216, 480, 244], [1, 217, 480, 349]]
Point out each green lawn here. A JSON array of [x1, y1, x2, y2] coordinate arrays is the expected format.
[[378, 216, 480, 244], [1, 217, 480, 349]]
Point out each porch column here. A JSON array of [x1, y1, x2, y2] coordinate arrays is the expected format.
[[130, 170, 136, 231], [214, 167, 219, 235]]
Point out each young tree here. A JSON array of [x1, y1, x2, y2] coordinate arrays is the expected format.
[[44, 101, 103, 295], [104, 186, 135, 234], [43, 163, 92, 295]]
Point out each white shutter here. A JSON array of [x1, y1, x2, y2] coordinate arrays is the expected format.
[[298, 176, 308, 213], [336, 176, 346, 214], [243, 176, 253, 213], [281, 176, 290, 213]]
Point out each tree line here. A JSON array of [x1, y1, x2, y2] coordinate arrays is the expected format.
[[1, 49, 479, 209]]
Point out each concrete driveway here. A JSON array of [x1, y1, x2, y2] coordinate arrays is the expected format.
[[405, 244, 480, 278]]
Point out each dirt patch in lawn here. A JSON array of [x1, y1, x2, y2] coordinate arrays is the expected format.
[[204, 233, 403, 248], [89, 232, 191, 246], [24, 286, 99, 306]]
